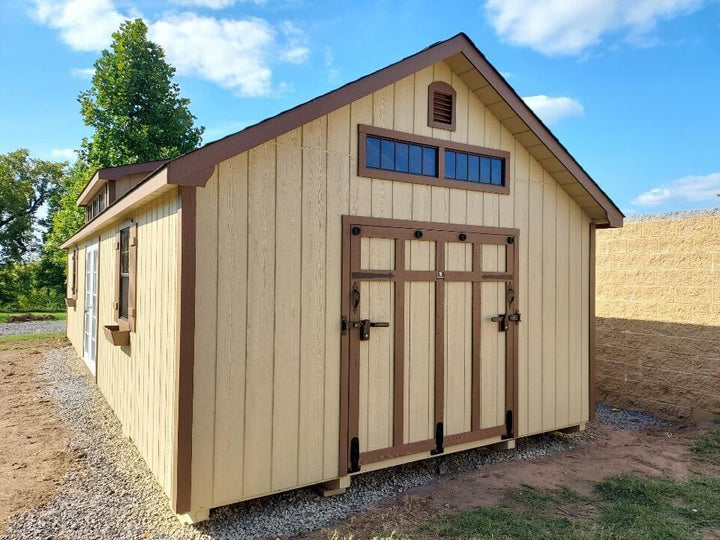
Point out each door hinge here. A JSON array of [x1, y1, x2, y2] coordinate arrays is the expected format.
[[501, 410, 514, 440], [349, 437, 360, 473], [430, 422, 444, 455]]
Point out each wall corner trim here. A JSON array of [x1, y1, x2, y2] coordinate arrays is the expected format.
[[173, 185, 197, 513]]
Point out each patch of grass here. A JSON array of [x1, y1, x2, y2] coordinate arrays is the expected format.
[[596, 473, 720, 537], [690, 419, 720, 466], [0, 311, 66, 323], [0, 333, 66, 350]]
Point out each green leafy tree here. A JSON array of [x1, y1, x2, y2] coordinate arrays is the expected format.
[[78, 18, 204, 168], [0, 149, 66, 266]]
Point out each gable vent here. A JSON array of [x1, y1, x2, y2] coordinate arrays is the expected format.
[[427, 81, 456, 131], [433, 92, 453, 125]]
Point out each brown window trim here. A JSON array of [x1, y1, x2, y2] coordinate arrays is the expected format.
[[427, 81, 456, 131], [65, 247, 79, 308], [358, 124, 510, 195], [114, 220, 137, 332]]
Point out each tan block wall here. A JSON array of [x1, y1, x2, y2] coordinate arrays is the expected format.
[[596, 210, 720, 419]]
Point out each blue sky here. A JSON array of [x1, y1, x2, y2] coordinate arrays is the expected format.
[[1, 0, 719, 214]]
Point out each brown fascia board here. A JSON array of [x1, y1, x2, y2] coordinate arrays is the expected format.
[[76, 159, 170, 206], [146, 33, 622, 227]]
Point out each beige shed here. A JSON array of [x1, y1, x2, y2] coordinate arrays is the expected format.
[[62, 33, 623, 522]]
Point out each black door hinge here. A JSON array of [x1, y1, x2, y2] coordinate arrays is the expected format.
[[501, 410, 514, 440], [349, 437, 360, 473], [430, 422, 444, 455]]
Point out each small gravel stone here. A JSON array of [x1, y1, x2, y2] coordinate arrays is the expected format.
[[7, 347, 650, 539], [0, 320, 66, 336], [594, 403, 672, 430]]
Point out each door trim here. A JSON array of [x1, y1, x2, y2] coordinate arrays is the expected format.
[[339, 216, 520, 474]]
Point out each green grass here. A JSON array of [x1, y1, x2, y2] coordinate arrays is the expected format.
[[690, 418, 720, 466], [0, 311, 66, 323], [417, 474, 720, 539], [0, 332, 66, 350]]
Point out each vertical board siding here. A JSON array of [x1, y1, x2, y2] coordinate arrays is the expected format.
[[190, 60, 593, 509], [63, 191, 180, 501]]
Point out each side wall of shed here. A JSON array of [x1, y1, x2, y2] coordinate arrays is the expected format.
[[191, 61, 591, 511], [65, 190, 180, 500]]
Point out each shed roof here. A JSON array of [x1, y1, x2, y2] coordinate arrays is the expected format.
[[62, 32, 622, 249]]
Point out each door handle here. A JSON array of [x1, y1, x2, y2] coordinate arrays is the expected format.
[[343, 318, 389, 340], [491, 312, 521, 332]]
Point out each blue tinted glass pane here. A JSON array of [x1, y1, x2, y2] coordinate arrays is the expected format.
[[366, 137, 380, 168], [456, 152, 468, 181], [468, 155, 480, 182], [380, 139, 395, 170], [422, 147, 437, 176], [395, 142, 409, 172], [491, 158, 503, 185], [480, 157, 492, 184], [409, 145, 422, 174], [445, 150, 456, 179]]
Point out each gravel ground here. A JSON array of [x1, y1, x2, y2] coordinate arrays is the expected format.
[[594, 402, 672, 430], [0, 320, 65, 336], [4, 346, 672, 539]]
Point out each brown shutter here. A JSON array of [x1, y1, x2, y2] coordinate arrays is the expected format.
[[427, 81, 456, 131], [114, 232, 121, 322], [128, 223, 138, 332]]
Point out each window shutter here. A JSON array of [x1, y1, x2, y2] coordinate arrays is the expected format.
[[128, 224, 138, 332], [114, 232, 121, 321], [427, 81, 456, 131]]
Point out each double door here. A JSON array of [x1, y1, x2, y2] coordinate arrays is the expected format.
[[340, 216, 519, 473]]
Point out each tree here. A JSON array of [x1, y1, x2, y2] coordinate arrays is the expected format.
[[0, 149, 66, 266], [78, 18, 204, 168], [37, 159, 89, 293]]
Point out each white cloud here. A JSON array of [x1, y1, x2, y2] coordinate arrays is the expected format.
[[50, 148, 77, 160], [484, 0, 704, 56], [71, 67, 95, 79], [633, 173, 720, 207], [30, 1, 311, 97], [171, 0, 268, 7], [149, 13, 275, 96], [522, 95, 584, 125], [31, 0, 130, 51]]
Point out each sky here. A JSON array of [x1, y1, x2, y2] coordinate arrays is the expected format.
[[1, 0, 719, 215]]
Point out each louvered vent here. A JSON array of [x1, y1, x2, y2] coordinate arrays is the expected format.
[[433, 92, 453, 125]]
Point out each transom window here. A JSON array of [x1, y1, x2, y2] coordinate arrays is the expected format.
[[445, 150, 504, 186], [359, 124, 511, 195], [365, 135, 437, 177]]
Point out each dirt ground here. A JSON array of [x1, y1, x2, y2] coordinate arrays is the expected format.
[[0, 337, 74, 536], [312, 422, 713, 539]]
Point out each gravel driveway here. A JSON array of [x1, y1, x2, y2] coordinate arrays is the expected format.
[[0, 320, 66, 336], [3, 346, 673, 539]]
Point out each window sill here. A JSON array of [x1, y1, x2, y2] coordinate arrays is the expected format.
[[65, 297, 76, 308], [104, 325, 130, 346]]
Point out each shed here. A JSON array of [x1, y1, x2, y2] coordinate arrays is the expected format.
[[61, 33, 623, 523]]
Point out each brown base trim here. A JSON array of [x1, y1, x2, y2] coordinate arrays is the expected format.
[[444, 425, 506, 447], [360, 439, 436, 465], [173, 186, 197, 513]]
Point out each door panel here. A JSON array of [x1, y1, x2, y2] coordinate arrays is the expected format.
[[83, 242, 98, 377], [342, 217, 519, 474]]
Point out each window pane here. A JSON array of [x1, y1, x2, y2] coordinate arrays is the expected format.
[[409, 145, 422, 174], [445, 150, 456, 179], [395, 142, 409, 172], [366, 137, 380, 168], [422, 147, 437, 177], [456, 152, 468, 181], [380, 139, 395, 170], [480, 157, 492, 184], [491, 158, 503, 185], [120, 276, 129, 319], [468, 155, 480, 182]]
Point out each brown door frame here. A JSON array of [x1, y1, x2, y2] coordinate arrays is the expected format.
[[339, 215, 520, 475]]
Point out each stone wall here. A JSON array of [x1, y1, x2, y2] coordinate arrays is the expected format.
[[596, 209, 720, 420]]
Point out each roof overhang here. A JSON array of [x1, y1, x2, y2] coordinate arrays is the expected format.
[[61, 168, 174, 249], [76, 159, 170, 206]]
